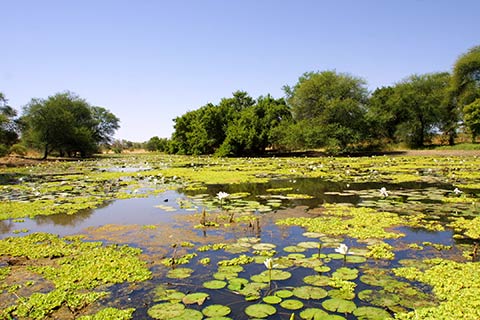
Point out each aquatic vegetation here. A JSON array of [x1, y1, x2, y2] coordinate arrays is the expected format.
[[0, 233, 151, 319], [2, 154, 480, 318], [77, 307, 135, 320], [394, 259, 480, 319]]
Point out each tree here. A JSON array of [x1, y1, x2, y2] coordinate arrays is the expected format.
[[390, 72, 450, 148], [21, 92, 120, 158], [281, 70, 368, 152], [0, 92, 19, 155], [450, 46, 480, 142], [365, 86, 403, 142], [146, 136, 169, 152], [464, 98, 480, 142], [216, 95, 291, 156]]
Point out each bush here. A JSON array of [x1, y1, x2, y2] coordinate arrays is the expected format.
[[0, 144, 8, 157], [9, 144, 28, 156]]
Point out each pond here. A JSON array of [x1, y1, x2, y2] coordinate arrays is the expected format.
[[0, 154, 479, 319]]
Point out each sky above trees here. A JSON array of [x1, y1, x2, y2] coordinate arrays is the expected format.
[[1, 0, 479, 141]]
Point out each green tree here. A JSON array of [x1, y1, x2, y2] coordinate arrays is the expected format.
[[463, 98, 480, 142], [365, 86, 403, 142], [146, 136, 169, 152], [390, 72, 450, 148], [0, 92, 19, 155], [21, 92, 120, 158], [450, 46, 480, 142], [281, 70, 368, 152], [216, 95, 291, 156]]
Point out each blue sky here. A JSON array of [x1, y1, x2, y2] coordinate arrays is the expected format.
[[1, 0, 479, 141]]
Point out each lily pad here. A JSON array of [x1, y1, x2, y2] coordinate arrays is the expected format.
[[322, 298, 356, 313], [171, 309, 204, 320], [252, 243, 276, 250], [353, 306, 393, 319], [358, 290, 400, 307], [182, 292, 209, 305], [148, 303, 186, 319], [293, 286, 328, 300], [297, 241, 320, 249], [284, 245, 306, 253], [303, 274, 330, 286], [167, 268, 194, 279], [202, 304, 231, 317], [203, 280, 227, 289], [263, 295, 282, 304], [299, 308, 329, 319], [332, 267, 359, 280], [244, 304, 277, 318], [345, 255, 367, 263], [275, 289, 293, 298], [280, 299, 304, 310]]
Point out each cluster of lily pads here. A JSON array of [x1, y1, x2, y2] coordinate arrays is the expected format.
[[0, 153, 479, 319]]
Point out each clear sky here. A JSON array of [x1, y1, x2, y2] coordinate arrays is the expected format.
[[1, 0, 479, 142]]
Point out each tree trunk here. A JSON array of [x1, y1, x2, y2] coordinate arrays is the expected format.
[[42, 144, 48, 160]]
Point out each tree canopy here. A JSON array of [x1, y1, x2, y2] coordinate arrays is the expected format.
[[21, 92, 119, 158], [0, 92, 19, 155]]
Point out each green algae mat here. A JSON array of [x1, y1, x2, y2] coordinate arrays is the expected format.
[[0, 153, 479, 319]]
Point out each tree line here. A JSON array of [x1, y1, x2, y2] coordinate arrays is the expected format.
[[147, 45, 480, 156], [0, 91, 119, 158]]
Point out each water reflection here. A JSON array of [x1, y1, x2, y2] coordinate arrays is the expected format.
[[0, 190, 184, 239]]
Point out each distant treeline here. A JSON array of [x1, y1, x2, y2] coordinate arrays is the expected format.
[[145, 45, 480, 156]]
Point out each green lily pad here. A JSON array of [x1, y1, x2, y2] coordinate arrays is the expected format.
[[148, 303, 186, 319], [203, 280, 227, 289], [327, 253, 345, 260], [280, 299, 304, 310], [213, 271, 238, 280], [322, 298, 356, 313], [302, 232, 325, 238], [153, 287, 185, 302], [218, 265, 244, 273], [202, 304, 231, 317], [303, 274, 330, 286], [353, 306, 393, 319], [358, 290, 400, 307], [314, 265, 331, 273], [284, 246, 306, 253], [328, 289, 355, 300], [293, 286, 328, 299], [345, 255, 367, 263], [275, 289, 293, 298], [167, 268, 194, 279], [251, 270, 292, 282], [244, 304, 277, 318], [182, 292, 209, 305], [299, 308, 329, 319], [332, 267, 359, 280], [252, 243, 276, 250], [297, 241, 320, 249], [263, 295, 282, 304], [227, 277, 249, 291], [171, 309, 204, 320]]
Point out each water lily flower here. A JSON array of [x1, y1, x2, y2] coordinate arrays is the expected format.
[[216, 191, 229, 200], [379, 187, 389, 197], [335, 243, 353, 255], [453, 188, 462, 195], [263, 258, 278, 270]]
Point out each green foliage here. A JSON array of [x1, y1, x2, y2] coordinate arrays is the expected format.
[[463, 98, 480, 142], [0, 92, 19, 149], [390, 73, 450, 147], [78, 307, 135, 320], [146, 136, 170, 152], [170, 91, 290, 156], [0, 233, 150, 319], [21, 91, 119, 158], [280, 70, 369, 152]]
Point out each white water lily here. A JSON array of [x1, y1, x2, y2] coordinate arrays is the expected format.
[[453, 188, 462, 195], [379, 187, 389, 197], [216, 191, 229, 200], [335, 243, 353, 255], [263, 258, 278, 270]]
